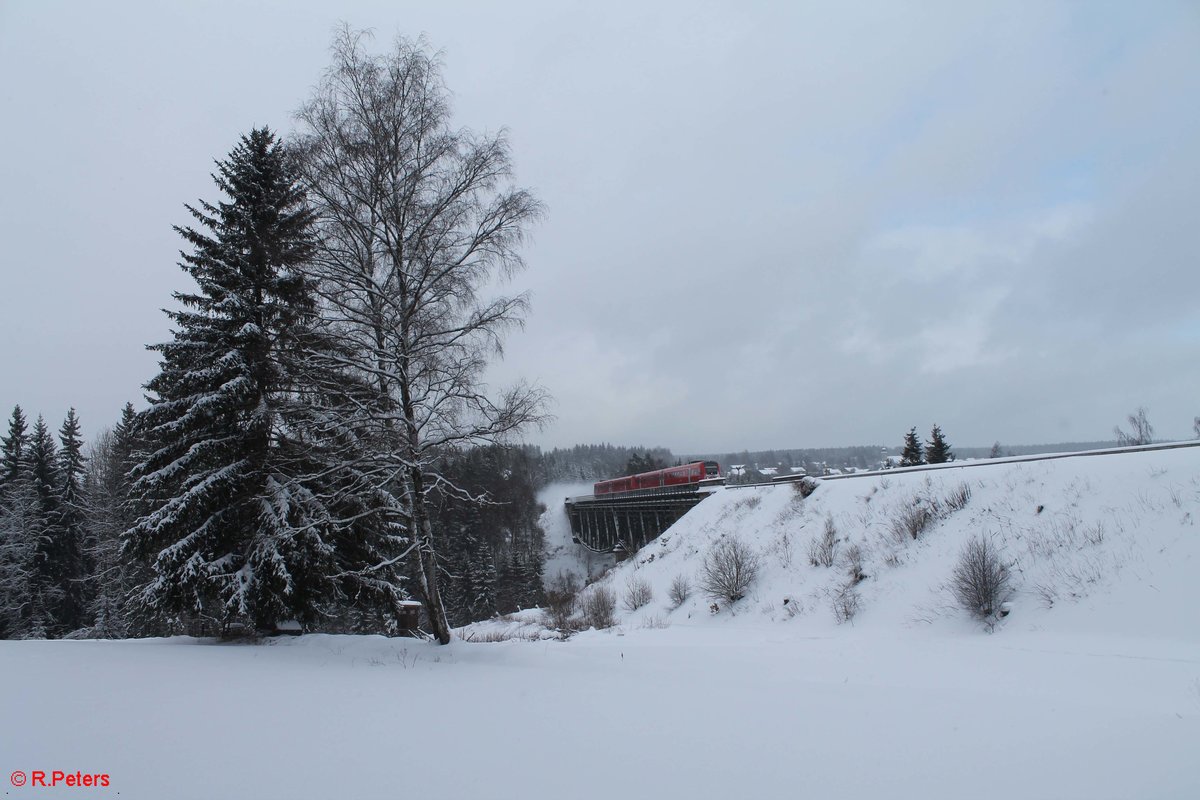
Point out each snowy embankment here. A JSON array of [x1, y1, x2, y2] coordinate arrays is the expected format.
[[2, 447, 1199, 799], [569, 444, 1200, 639]]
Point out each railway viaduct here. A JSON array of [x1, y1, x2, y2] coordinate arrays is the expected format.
[[564, 480, 724, 557]]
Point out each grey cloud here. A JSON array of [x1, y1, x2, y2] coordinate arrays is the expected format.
[[2, 1, 1197, 453]]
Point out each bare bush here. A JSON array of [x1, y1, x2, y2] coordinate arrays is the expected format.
[[543, 572, 580, 630], [700, 537, 761, 603], [775, 528, 795, 568], [841, 543, 867, 585], [736, 494, 763, 510], [1033, 581, 1057, 609], [943, 483, 972, 513], [579, 586, 617, 629], [623, 576, 654, 612], [889, 501, 937, 542], [808, 515, 838, 567], [668, 574, 692, 607], [831, 582, 861, 624], [950, 535, 1012, 627]]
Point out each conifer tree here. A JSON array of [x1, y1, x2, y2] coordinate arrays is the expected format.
[[901, 427, 924, 466], [1, 405, 28, 487], [0, 474, 42, 638], [925, 425, 953, 464], [0, 409, 55, 638], [125, 128, 408, 632], [55, 409, 88, 630], [25, 416, 65, 636], [465, 534, 499, 622]]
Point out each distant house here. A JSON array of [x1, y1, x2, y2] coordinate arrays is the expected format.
[[760, 467, 778, 477]]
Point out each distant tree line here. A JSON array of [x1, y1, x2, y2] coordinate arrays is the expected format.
[[0, 401, 561, 640], [0, 406, 89, 639], [531, 444, 676, 484]]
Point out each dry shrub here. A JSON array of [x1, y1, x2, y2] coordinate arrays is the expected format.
[[543, 572, 580, 630], [668, 574, 692, 606], [841, 542, 867, 585], [737, 494, 764, 510], [701, 537, 761, 602], [460, 626, 545, 643], [889, 501, 937, 542], [808, 515, 838, 567], [950, 535, 1012, 628], [580, 585, 617, 629], [775, 528, 795, 568], [943, 483, 972, 513], [831, 582, 861, 624], [623, 575, 653, 612]]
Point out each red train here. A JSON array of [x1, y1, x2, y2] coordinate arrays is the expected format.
[[594, 460, 721, 496]]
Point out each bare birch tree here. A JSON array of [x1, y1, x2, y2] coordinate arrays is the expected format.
[[295, 28, 547, 644]]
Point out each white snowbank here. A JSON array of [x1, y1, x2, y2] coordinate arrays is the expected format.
[[2, 447, 1198, 798], [585, 444, 1200, 640]]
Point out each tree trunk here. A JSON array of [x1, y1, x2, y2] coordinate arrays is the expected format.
[[409, 465, 452, 644]]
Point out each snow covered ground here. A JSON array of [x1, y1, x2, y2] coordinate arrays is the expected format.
[[3, 446, 1199, 799]]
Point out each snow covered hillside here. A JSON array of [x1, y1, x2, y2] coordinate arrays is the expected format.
[[2, 446, 1197, 799], [568, 444, 1200, 639]]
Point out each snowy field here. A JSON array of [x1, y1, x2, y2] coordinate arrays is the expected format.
[[4, 446, 1200, 799]]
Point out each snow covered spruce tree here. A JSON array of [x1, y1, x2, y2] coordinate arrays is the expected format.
[[23, 416, 67, 637], [900, 427, 924, 466], [0, 407, 57, 639], [0, 466, 43, 638], [0, 406, 35, 638], [295, 30, 547, 643], [125, 128, 409, 633], [55, 408, 88, 630], [1, 405, 28, 487], [925, 424, 953, 464]]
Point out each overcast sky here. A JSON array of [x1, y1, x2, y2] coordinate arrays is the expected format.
[[1, 1, 1198, 454]]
